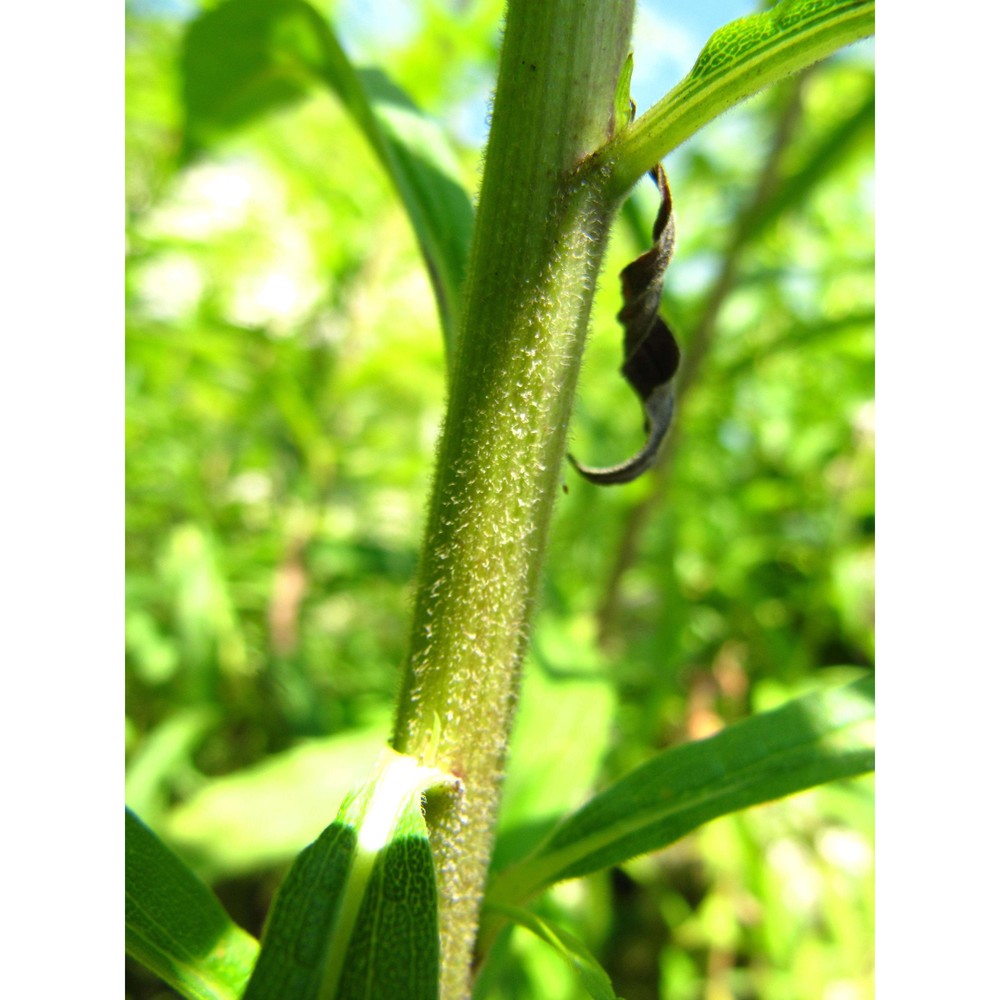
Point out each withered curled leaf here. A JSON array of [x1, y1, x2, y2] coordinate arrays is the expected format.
[[570, 164, 681, 485]]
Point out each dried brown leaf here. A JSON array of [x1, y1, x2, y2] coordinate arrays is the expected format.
[[570, 165, 681, 485]]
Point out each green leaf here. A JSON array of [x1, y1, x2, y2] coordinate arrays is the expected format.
[[485, 676, 874, 908], [125, 809, 259, 1000], [242, 749, 455, 1000], [483, 903, 622, 1000], [181, 0, 473, 358], [349, 66, 474, 365], [602, 0, 875, 195], [613, 52, 635, 135]]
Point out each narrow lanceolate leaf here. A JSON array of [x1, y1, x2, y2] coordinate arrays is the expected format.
[[242, 749, 456, 1000], [125, 809, 259, 1000], [484, 903, 622, 1000], [600, 0, 875, 195], [486, 676, 874, 908], [569, 164, 681, 485], [181, 0, 473, 357]]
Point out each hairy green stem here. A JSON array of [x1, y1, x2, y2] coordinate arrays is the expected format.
[[390, 1, 636, 996]]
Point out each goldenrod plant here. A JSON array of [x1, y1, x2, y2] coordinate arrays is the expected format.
[[126, 1, 874, 997]]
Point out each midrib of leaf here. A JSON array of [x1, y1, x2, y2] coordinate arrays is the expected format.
[[240, 746, 452, 1000], [599, 0, 875, 195]]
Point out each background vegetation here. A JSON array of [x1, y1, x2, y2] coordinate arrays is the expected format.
[[126, 1, 874, 997]]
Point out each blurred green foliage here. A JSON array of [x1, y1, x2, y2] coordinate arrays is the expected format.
[[126, 2, 873, 998]]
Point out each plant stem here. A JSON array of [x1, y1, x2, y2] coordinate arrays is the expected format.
[[390, 1, 636, 996]]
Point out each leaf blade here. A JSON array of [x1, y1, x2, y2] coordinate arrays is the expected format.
[[242, 749, 454, 1000], [603, 0, 875, 194], [125, 809, 259, 1000], [486, 676, 874, 907], [180, 0, 473, 357]]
